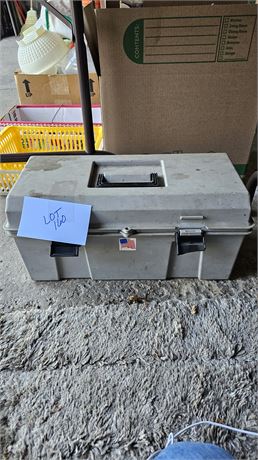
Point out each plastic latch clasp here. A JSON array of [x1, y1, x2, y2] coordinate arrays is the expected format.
[[175, 228, 206, 256], [50, 242, 80, 257]]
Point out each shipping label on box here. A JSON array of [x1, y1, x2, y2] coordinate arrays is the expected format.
[[97, 3, 257, 173]]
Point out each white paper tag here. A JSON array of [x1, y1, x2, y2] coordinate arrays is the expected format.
[[18, 197, 91, 245]]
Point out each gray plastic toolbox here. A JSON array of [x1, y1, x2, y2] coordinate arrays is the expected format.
[[4, 153, 253, 281]]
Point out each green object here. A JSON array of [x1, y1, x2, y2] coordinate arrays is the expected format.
[[45, 10, 72, 31], [123, 20, 144, 64], [64, 15, 72, 26], [45, 9, 49, 30], [234, 164, 247, 176]]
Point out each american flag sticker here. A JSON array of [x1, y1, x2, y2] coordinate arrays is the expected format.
[[119, 238, 136, 251]]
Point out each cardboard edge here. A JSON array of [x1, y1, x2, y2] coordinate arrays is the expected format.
[[83, 4, 100, 76]]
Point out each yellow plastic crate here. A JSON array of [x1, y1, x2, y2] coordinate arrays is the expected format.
[[0, 124, 102, 195]]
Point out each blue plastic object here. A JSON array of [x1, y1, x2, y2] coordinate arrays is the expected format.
[[154, 442, 235, 460]]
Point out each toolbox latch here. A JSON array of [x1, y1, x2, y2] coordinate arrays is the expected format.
[[176, 229, 206, 256], [50, 242, 80, 257]]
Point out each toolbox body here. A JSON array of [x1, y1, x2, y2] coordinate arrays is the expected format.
[[4, 153, 252, 281]]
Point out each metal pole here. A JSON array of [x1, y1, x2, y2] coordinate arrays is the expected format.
[[5, 0, 19, 36], [70, 0, 95, 154]]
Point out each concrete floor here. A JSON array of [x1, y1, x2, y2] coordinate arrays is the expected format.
[[0, 35, 257, 460], [0, 37, 19, 116]]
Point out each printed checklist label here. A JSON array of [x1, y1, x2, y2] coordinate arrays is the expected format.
[[217, 15, 256, 62], [124, 15, 256, 64]]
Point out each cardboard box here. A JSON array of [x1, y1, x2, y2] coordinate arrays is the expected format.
[[14, 72, 100, 105], [95, 2, 257, 174], [0, 104, 102, 126]]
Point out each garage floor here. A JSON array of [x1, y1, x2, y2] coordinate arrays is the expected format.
[[0, 37, 18, 115], [0, 37, 257, 460]]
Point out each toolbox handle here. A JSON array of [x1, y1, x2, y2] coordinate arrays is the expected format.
[[96, 173, 159, 188]]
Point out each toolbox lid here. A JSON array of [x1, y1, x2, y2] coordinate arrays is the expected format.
[[5, 153, 251, 234]]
